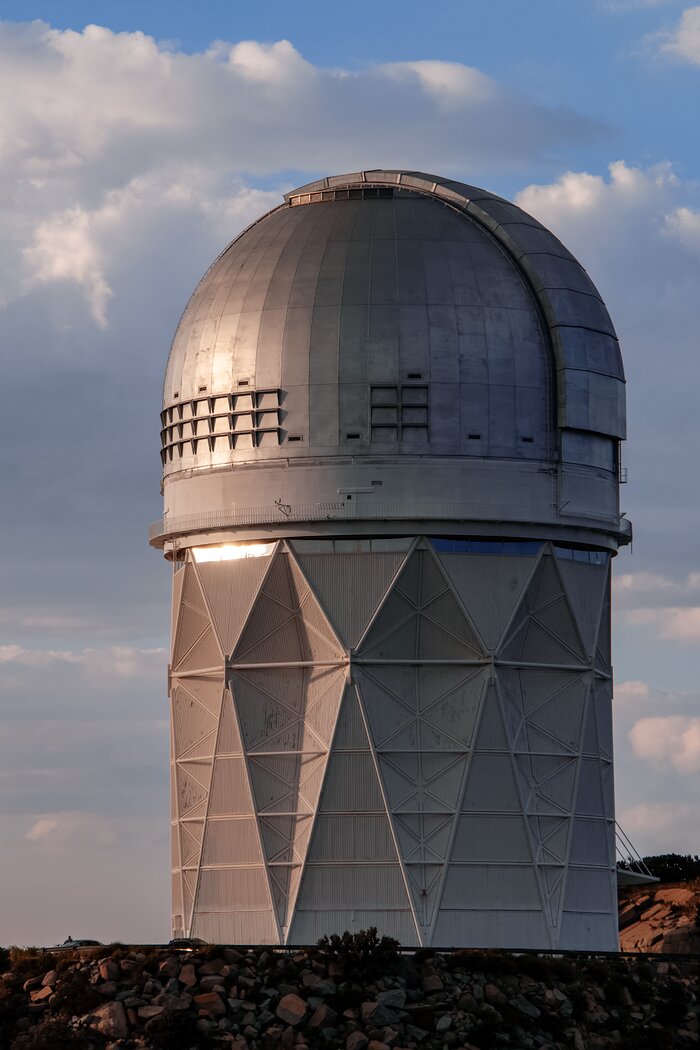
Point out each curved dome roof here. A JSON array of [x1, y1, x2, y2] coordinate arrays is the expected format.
[[160, 170, 625, 480]]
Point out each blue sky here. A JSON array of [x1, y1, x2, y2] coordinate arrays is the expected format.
[[1, 1, 699, 945]]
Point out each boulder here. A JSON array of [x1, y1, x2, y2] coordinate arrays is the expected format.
[[88, 1001, 129, 1039], [138, 1005, 164, 1020], [346, 1034, 369, 1050], [179, 962, 197, 987], [99, 960, 120, 982], [194, 990, 226, 1016], [276, 992, 307, 1026]]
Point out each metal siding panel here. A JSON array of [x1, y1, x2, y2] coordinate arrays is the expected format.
[[192, 910, 279, 944], [370, 236, 398, 305], [432, 908, 550, 948], [195, 557, 271, 657], [441, 865, 541, 909], [289, 908, 418, 945], [421, 239, 454, 305], [338, 304, 369, 384], [282, 307, 313, 387], [547, 290, 616, 336], [456, 306, 488, 384], [342, 241, 372, 306], [430, 381, 460, 453], [309, 305, 340, 384], [568, 818, 610, 867], [452, 816, 532, 862], [172, 687, 218, 758], [462, 755, 521, 812], [369, 305, 400, 383], [295, 863, 409, 909], [556, 325, 623, 379], [557, 910, 618, 951], [562, 868, 614, 913], [318, 753, 385, 812], [208, 757, 254, 816], [201, 818, 263, 864], [398, 303, 430, 376], [438, 552, 535, 650], [310, 815, 398, 861], [295, 552, 406, 648]]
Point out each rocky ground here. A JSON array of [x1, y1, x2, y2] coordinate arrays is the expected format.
[[0, 939, 698, 1050], [619, 879, 700, 953]]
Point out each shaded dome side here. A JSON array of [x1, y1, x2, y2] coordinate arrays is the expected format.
[[288, 170, 626, 441]]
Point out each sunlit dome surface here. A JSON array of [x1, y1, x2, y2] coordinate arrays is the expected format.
[[161, 170, 624, 484]]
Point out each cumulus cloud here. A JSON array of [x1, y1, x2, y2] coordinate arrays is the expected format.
[[0, 644, 165, 677], [618, 802, 696, 854], [629, 715, 700, 771], [0, 21, 604, 326], [599, 0, 684, 9], [657, 5, 700, 62], [617, 571, 700, 593], [516, 162, 700, 579], [624, 606, 700, 641], [27, 811, 117, 848]]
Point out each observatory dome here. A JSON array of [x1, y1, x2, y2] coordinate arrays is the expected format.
[[155, 170, 628, 551], [155, 172, 631, 951]]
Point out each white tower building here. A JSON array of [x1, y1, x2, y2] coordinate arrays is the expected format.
[[151, 170, 630, 950]]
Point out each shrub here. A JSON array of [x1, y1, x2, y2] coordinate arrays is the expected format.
[[51, 969, 101, 1017], [640, 854, 700, 883], [316, 927, 400, 978], [10, 1018, 91, 1050], [144, 1010, 203, 1049]]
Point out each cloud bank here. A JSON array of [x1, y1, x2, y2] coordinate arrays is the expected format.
[[658, 4, 700, 62], [0, 21, 603, 327]]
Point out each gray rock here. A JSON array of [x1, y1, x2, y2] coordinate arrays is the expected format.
[[514, 996, 541, 1019], [346, 1034, 369, 1050], [309, 1003, 338, 1029], [377, 990, 406, 1010], [88, 1001, 129, 1039]]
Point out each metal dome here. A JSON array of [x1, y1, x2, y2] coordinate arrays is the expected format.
[[154, 170, 628, 551]]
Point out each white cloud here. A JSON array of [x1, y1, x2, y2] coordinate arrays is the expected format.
[[625, 606, 700, 641], [629, 715, 700, 771], [618, 802, 696, 855], [515, 162, 700, 579], [616, 570, 700, 594], [615, 679, 653, 701], [658, 5, 700, 63], [0, 21, 602, 326], [599, 0, 683, 9], [0, 643, 165, 678], [27, 811, 117, 848]]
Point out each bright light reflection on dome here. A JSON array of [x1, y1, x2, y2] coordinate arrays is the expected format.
[[192, 543, 274, 563]]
